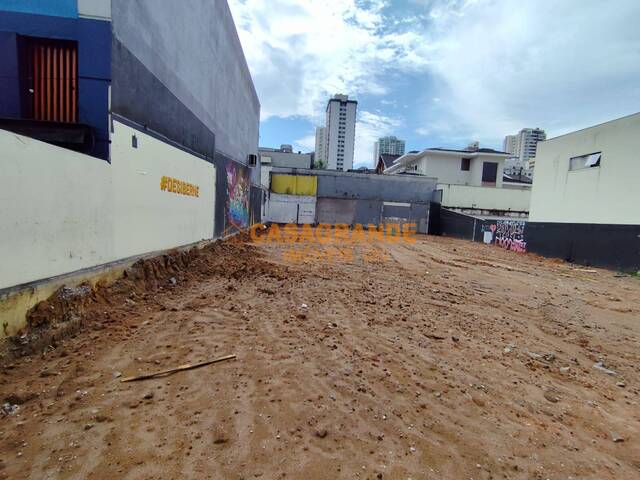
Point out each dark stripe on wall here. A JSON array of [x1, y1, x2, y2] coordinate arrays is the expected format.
[[439, 209, 479, 240], [111, 38, 216, 162], [250, 185, 264, 226], [0, 31, 21, 118], [525, 222, 640, 273], [437, 208, 640, 272], [111, 113, 210, 163]]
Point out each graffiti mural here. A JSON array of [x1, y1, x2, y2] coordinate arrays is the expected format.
[[225, 162, 250, 229], [493, 220, 527, 253]]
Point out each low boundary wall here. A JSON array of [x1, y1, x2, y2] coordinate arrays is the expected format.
[[0, 121, 217, 335], [438, 208, 639, 272]]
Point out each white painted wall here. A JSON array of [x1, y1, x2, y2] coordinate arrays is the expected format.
[[0, 121, 216, 290], [1, 130, 114, 289], [438, 184, 531, 212], [416, 152, 506, 187], [265, 193, 316, 224], [419, 155, 471, 184], [77, 0, 111, 19], [529, 113, 640, 224], [110, 121, 215, 259]]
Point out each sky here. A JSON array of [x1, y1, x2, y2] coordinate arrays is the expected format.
[[227, 0, 640, 168]]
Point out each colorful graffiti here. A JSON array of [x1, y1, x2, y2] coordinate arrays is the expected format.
[[225, 162, 250, 229], [492, 220, 527, 253]]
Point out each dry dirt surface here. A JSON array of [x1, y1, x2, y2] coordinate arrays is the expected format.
[[1, 233, 639, 480]]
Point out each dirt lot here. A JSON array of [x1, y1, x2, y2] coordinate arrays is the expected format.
[[1, 233, 639, 480]]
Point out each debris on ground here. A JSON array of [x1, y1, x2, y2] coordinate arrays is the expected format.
[[593, 361, 618, 376], [1, 403, 19, 415], [120, 354, 236, 382], [611, 432, 625, 443]]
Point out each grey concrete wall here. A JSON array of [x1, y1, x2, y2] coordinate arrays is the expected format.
[[355, 200, 383, 225], [111, 0, 260, 164], [316, 198, 431, 227], [260, 150, 312, 169], [316, 199, 357, 225], [318, 174, 436, 202], [271, 167, 438, 203]]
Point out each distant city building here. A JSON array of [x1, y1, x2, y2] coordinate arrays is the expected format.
[[314, 127, 327, 166], [325, 94, 357, 171], [503, 128, 546, 169], [503, 135, 519, 156], [373, 136, 405, 164]]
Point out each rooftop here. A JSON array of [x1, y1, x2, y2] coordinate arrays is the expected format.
[[428, 147, 511, 155], [379, 153, 400, 169]]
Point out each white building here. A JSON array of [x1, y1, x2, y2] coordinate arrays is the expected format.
[[526, 112, 639, 272], [503, 128, 546, 169], [386, 144, 510, 187], [314, 127, 327, 166], [325, 94, 357, 171], [529, 112, 640, 225], [373, 136, 405, 164], [385, 143, 530, 214]]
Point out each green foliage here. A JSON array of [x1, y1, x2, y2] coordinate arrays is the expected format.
[[313, 159, 327, 170]]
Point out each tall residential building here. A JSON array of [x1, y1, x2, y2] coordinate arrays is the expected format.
[[503, 134, 519, 156], [503, 128, 546, 168], [314, 127, 327, 166], [325, 94, 357, 171], [373, 136, 405, 163]]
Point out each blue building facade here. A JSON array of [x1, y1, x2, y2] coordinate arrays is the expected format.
[[0, 0, 111, 159]]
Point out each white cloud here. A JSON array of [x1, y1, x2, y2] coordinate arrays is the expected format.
[[415, 0, 640, 141], [229, 0, 640, 155], [293, 134, 316, 153], [354, 111, 402, 167], [228, 0, 395, 121]]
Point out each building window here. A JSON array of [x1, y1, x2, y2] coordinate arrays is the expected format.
[[569, 152, 601, 171], [20, 36, 78, 123], [481, 162, 498, 185], [461, 158, 471, 171]]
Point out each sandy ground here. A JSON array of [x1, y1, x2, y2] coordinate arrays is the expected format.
[[1, 233, 639, 480]]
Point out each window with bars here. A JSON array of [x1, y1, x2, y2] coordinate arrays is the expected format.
[[20, 36, 78, 123]]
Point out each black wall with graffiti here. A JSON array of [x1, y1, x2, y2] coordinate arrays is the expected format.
[[436, 208, 640, 272], [478, 219, 527, 253]]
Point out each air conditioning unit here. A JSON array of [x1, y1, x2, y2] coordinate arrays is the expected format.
[[247, 154, 258, 167]]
